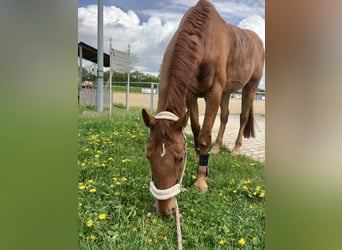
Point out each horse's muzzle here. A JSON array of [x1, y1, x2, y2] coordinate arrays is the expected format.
[[154, 198, 176, 216]]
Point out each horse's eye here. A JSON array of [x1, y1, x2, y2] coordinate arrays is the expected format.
[[177, 157, 183, 163]]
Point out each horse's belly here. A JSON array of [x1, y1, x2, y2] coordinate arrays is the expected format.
[[225, 81, 245, 93]]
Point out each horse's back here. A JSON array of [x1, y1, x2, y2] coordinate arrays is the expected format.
[[225, 25, 264, 88]]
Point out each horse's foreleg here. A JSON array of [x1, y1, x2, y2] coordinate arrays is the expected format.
[[187, 98, 201, 162], [194, 88, 221, 192], [211, 92, 230, 154], [233, 79, 258, 155]]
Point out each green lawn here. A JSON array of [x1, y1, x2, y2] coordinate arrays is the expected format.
[[78, 108, 265, 249]]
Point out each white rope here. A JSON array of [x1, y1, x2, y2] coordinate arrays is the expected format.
[[175, 199, 183, 250]]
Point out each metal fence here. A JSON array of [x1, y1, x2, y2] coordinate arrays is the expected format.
[[79, 82, 265, 113], [79, 82, 159, 113]]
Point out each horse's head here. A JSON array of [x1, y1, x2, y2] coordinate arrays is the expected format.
[[142, 109, 189, 216]]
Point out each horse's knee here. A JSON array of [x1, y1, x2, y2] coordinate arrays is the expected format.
[[198, 134, 211, 154]]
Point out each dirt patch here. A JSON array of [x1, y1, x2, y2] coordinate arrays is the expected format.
[[113, 92, 265, 115]]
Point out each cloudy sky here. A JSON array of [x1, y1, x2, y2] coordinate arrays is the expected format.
[[78, 0, 265, 89]]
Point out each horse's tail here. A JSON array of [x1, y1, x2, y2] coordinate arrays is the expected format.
[[243, 105, 255, 138]]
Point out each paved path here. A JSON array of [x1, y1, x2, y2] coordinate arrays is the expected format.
[[184, 114, 265, 162]]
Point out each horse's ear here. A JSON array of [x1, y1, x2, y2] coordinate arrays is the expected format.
[[174, 111, 190, 131], [142, 109, 155, 128]]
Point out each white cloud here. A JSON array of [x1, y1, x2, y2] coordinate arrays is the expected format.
[[238, 15, 265, 90], [78, 2, 265, 88], [238, 15, 265, 46], [78, 5, 178, 73]]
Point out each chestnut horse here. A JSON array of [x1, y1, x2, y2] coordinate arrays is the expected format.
[[142, 0, 264, 216]]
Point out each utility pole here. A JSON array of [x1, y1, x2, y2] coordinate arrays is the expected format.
[[109, 38, 113, 117], [126, 44, 131, 112], [96, 0, 104, 112]]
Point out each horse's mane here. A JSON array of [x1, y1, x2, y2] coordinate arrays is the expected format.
[[163, 0, 211, 115]]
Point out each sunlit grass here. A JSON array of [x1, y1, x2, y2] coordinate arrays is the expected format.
[[78, 108, 265, 249]]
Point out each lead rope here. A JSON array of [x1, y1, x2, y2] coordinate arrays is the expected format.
[[175, 198, 183, 250], [153, 111, 184, 250]]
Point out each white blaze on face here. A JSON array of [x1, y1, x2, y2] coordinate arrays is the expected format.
[[160, 143, 166, 157]]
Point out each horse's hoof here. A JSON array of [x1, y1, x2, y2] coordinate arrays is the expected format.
[[194, 178, 208, 192], [232, 148, 241, 155], [210, 146, 220, 154]]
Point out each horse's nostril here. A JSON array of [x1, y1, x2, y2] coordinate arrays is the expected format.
[[171, 206, 176, 214]]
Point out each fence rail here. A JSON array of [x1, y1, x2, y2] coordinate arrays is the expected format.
[[79, 82, 159, 113], [79, 81, 265, 114]]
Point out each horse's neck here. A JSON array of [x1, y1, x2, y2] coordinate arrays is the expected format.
[[157, 83, 187, 117]]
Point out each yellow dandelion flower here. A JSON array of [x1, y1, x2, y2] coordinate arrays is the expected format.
[[89, 234, 96, 240], [110, 184, 114, 189], [258, 191, 265, 198], [112, 177, 118, 181], [108, 157, 113, 161], [253, 191, 257, 196], [95, 154, 100, 158], [79, 185, 86, 190], [163, 236, 168, 241], [121, 159, 130, 163], [152, 218, 157, 224], [98, 213, 106, 220], [242, 185, 248, 191], [87, 180, 93, 183], [249, 205, 253, 209], [89, 188, 96, 193], [81, 163, 86, 167], [84, 148, 89, 152], [233, 189, 237, 193], [243, 180, 251, 185], [191, 175, 197, 180], [148, 239, 152, 244], [121, 177, 127, 181], [255, 186, 261, 191], [116, 181, 121, 185], [86, 219, 93, 227], [229, 179, 235, 185], [219, 239, 226, 245], [249, 162, 256, 167], [238, 238, 246, 246], [131, 135, 136, 139]]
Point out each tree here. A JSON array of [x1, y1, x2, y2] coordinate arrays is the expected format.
[[104, 70, 159, 83], [82, 67, 96, 82]]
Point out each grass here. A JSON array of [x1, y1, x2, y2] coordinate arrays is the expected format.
[[78, 107, 265, 249]]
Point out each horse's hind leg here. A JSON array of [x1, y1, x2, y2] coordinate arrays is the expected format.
[[211, 92, 230, 154], [233, 79, 258, 155]]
